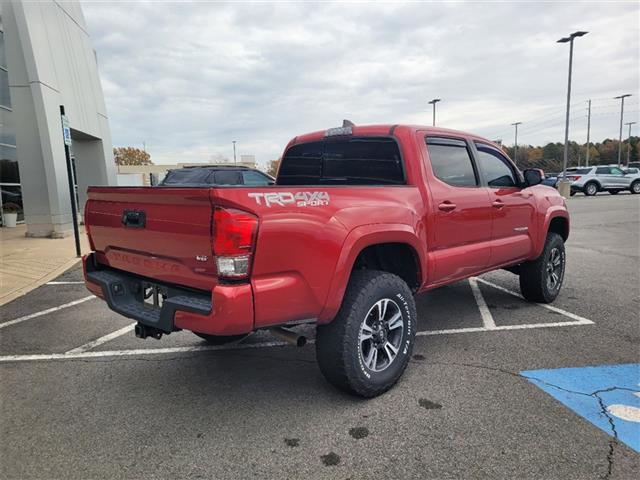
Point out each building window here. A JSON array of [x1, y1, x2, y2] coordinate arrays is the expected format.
[[0, 28, 10, 110]]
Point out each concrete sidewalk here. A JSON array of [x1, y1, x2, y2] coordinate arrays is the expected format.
[[0, 225, 89, 306]]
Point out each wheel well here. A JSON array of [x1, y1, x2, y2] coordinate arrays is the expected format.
[[352, 243, 421, 290], [584, 180, 600, 189], [548, 217, 568, 241]]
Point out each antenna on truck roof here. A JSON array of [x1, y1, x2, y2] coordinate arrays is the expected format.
[[342, 119, 355, 127]]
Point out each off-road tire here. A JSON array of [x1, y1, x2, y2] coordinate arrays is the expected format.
[[519, 232, 565, 303], [193, 332, 247, 345], [631, 180, 640, 194], [315, 270, 416, 398], [583, 182, 598, 196]]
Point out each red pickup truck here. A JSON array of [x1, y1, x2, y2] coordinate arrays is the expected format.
[[83, 124, 569, 397]]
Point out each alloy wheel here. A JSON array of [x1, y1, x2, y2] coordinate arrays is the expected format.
[[546, 247, 564, 291], [358, 298, 404, 372]]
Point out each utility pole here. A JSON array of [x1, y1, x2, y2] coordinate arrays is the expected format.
[[585, 99, 591, 166], [511, 122, 522, 165], [557, 31, 588, 179], [614, 94, 632, 167], [625, 121, 637, 167], [428, 98, 441, 126], [232, 140, 237, 164]]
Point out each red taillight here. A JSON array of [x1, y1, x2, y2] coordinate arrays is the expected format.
[[212, 207, 258, 279], [568, 175, 581, 181]]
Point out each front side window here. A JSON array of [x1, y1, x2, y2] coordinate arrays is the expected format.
[[610, 167, 624, 176], [425, 137, 478, 187], [475, 144, 518, 188], [278, 137, 404, 185]]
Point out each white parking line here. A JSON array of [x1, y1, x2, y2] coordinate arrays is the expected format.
[[0, 340, 292, 363], [65, 324, 136, 354], [474, 277, 594, 325], [0, 296, 95, 330], [0, 319, 595, 364], [0, 275, 596, 363], [469, 277, 496, 329], [417, 319, 593, 336], [46, 281, 85, 285]]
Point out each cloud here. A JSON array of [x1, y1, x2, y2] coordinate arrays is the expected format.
[[83, 1, 640, 167]]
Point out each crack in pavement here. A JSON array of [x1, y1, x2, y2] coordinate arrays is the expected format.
[[415, 360, 630, 479]]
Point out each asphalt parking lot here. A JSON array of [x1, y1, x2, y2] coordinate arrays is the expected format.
[[1, 193, 638, 479]]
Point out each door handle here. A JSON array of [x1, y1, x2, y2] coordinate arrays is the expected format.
[[438, 202, 457, 212], [492, 200, 505, 209]]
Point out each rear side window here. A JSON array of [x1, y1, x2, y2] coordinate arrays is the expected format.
[[595, 167, 610, 174], [426, 137, 478, 187], [161, 168, 213, 185], [568, 168, 592, 175], [278, 137, 404, 185], [242, 170, 272, 185], [213, 170, 243, 185]]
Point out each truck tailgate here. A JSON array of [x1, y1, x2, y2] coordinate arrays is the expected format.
[[85, 187, 217, 291]]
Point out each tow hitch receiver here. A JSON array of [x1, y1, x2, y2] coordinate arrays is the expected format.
[[135, 323, 164, 340]]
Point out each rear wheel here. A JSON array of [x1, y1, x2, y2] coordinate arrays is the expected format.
[[583, 182, 598, 196], [316, 270, 416, 398], [193, 332, 247, 345], [519, 232, 565, 303], [631, 181, 640, 194]]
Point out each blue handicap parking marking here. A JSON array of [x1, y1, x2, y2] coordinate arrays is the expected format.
[[521, 364, 640, 453]]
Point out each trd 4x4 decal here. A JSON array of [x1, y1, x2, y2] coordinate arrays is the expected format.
[[248, 192, 330, 207]]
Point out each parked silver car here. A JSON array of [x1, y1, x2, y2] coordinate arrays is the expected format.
[[567, 166, 640, 196]]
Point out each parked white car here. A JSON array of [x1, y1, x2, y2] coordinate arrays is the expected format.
[[566, 166, 640, 196]]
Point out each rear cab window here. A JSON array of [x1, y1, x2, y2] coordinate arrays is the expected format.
[[277, 137, 404, 185]]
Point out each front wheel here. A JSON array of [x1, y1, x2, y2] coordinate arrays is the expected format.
[[519, 232, 566, 303], [316, 270, 416, 398], [631, 181, 640, 194]]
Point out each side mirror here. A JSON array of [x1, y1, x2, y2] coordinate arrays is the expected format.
[[523, 168, 544, 187]]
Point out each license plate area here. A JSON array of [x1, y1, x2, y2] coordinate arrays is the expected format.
[[142, 282, 167, 309]]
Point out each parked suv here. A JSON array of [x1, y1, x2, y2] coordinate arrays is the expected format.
[[567, 166, 640, 196]]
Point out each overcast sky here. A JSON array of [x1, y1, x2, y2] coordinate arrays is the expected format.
[[83, 1, 639, 167]]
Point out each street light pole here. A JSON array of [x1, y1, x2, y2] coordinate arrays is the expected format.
[[511, 122, 522, 165], [585, 99, 591, 167], [557, 31, 588, 179], [428, 98, 441, 126], [232, 140, 237, 164], [614, 94, 632, 167], [625, 121, 637, 167]]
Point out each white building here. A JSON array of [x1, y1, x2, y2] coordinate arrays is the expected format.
[[0, 1, 115, 237]]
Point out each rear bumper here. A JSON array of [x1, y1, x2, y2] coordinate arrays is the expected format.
[[83, 253, 254, 335]]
